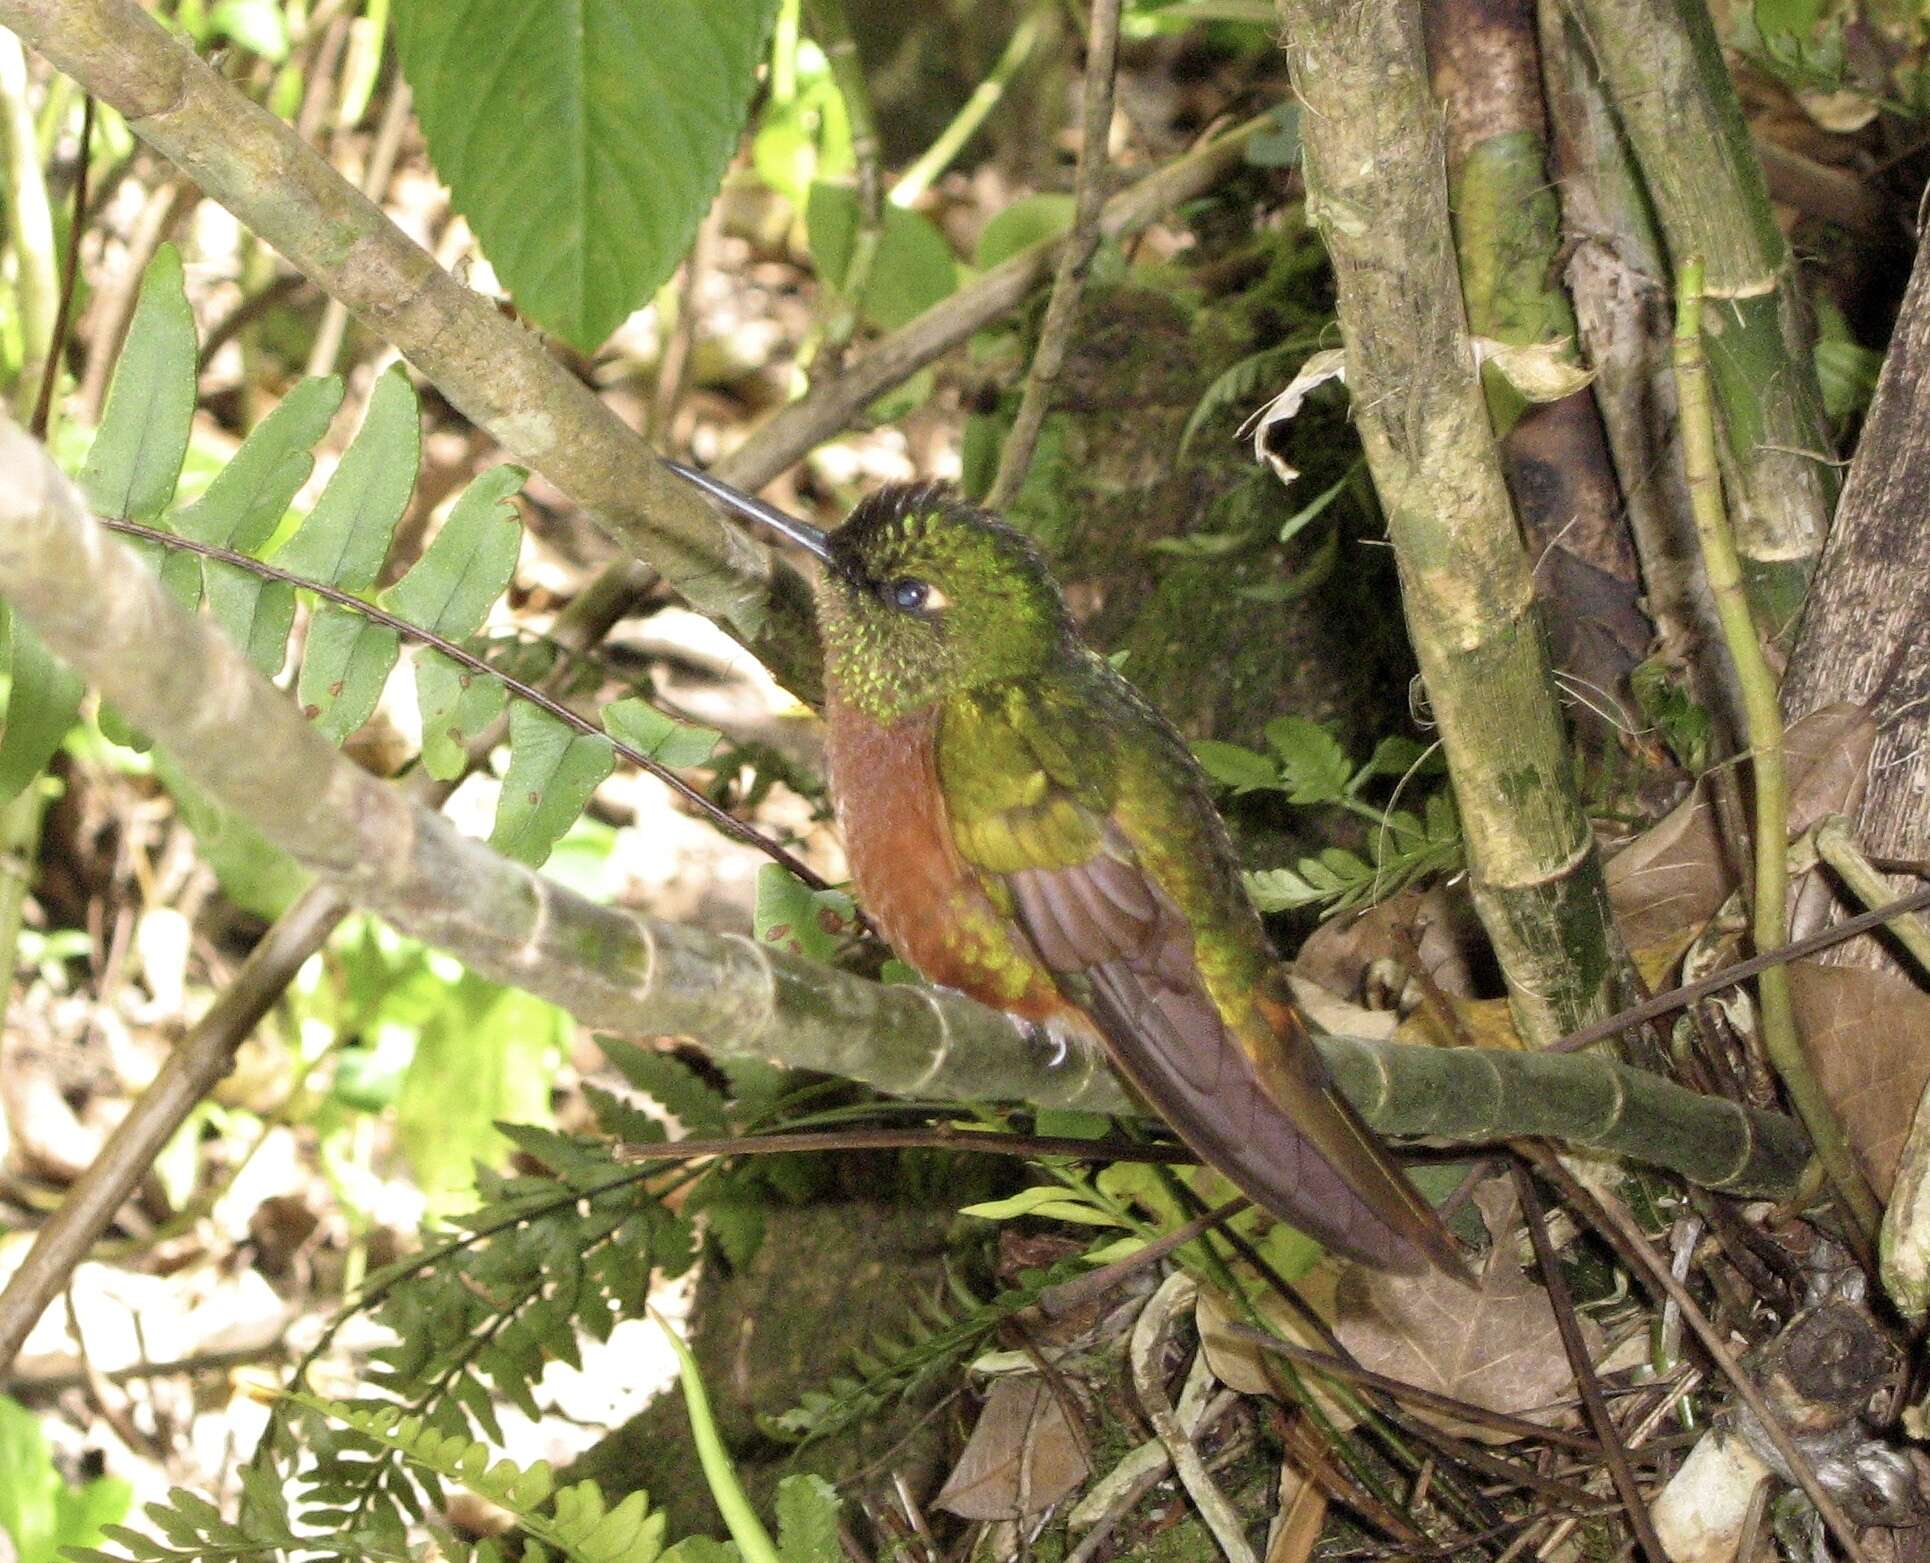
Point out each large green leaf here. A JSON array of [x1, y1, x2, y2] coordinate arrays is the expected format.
[[0, 1394, 131, 1563], [604, 696, 720, 769], [414, 649, 509, 781], [395, 972, 563, 1211], [177, 375, 345, 678], [490, 701, 615, 866], [174, 375, 344, 552], [393, 0, 781, 349], [0, 608, 85, 803], [806, 183, 958, 331]]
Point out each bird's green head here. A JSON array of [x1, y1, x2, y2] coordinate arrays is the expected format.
[[665, 464, 1070, 722]]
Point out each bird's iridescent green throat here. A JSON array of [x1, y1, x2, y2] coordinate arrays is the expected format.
[[665, 462, 1071, 723]]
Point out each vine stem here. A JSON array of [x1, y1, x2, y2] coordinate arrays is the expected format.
[[94, 514, 838, 896], [889, 0, 1052, 209], [1672, 255, 1879, 1243]]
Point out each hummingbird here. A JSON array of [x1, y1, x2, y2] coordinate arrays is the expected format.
[[666, 461, 1463, 1275]]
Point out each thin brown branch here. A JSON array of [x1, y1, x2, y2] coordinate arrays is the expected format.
[[986, 0, 1122, 510], [1513, 1164, 1669, 1563], [1033, 1195, 1246, 1319], [1220, 1328, 1602, 1453], [29, 92, 89, 439], [0, 888, 348, 1369]]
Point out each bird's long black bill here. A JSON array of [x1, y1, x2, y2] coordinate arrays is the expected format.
[[661, 459, 835, 565]]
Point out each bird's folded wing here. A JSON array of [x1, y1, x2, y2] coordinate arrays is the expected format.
[[940, 684, 1458, 1274]]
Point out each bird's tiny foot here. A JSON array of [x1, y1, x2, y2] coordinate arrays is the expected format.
[[1020, 1018, 1071, 1070]]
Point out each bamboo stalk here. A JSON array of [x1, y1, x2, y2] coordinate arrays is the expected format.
[[1277, 0, 1637, 1049], [1671, 256, 1878, 1242], [1428, 0, 1648, 749], [1570, 0, 1836, 642]]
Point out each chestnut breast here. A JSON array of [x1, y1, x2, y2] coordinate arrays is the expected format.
[[824, 695, 1071, 1021]]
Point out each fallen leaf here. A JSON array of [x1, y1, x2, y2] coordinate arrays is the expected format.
[[1329, 1194, 1604, 1443], [934, 1375, 1090, 1520], [1606, 703, 1874, 953], [1246, 349, 1347, 483], [1791, 960, 1930, 1198]]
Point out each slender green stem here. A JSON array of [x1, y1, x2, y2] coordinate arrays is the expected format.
[[1672, 256, 1879, 1242], [651, 1305, 782, 1563], [1814, 816, 1930, 984], [891, 0, 1051, 208], [0, 29, 60, 420]]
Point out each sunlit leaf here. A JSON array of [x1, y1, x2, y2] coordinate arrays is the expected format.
[[297, 606, 400, 743], [490, 702, 615, 866], [807, 183, 958, 331], [383, 465, 525, 637], [394, 0, 781, 348], [604, 697, 721, 770], [79, 244, 195, 523], [276, 366, 419, 590]]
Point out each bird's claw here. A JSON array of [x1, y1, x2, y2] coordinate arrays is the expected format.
[[1021, 1018, 1071, 1070]]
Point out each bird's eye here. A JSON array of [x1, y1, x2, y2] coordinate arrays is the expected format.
[[891, 577, 932, 612]]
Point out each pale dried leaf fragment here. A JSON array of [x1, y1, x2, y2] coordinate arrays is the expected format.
[[1246, 348, 1348, 483], [1472, 336, 1596, 402], [933, 1374, 1090, 1520], [1651, 1431, 1772, 1563]]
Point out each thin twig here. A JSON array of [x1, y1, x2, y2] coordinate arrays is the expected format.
[[94, 514, 837, 894], [1547, 883, 1930, 1053], [1513, 1164, 1669, 1563], [306, 78, 413, 378], [891, 0, 1053, 209], [1131, 1272, 1259, 1563], [987, 0, 1122, 510], [1524, 1145, 1875, 1563], [1033, 1196, 1246, 1318], [29, 92, 90, 439], [1673, 255, 1878, 1244], [196, 272, 307, 373], [1814, 815, 1930, 982], [801, 0, 883, 364], [1219, 1329, 1602, 1453]]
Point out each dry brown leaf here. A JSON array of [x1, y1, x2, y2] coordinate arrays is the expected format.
[[1195, 1268, 1353, 1432], [1607, 703, 1874, 953], [933, 1374, 1091, 1520], [1294, 886, 1491, 1006], [1269, 1441, 1332, 1563], [1329, 1189, 1604, 1443], [1790, 960, 1930, 1198]]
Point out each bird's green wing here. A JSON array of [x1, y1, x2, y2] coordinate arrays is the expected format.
[[938, 665, 1461, 1276]]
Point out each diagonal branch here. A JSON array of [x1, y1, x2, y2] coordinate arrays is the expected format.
[[0, 416, 1814, 1368]]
